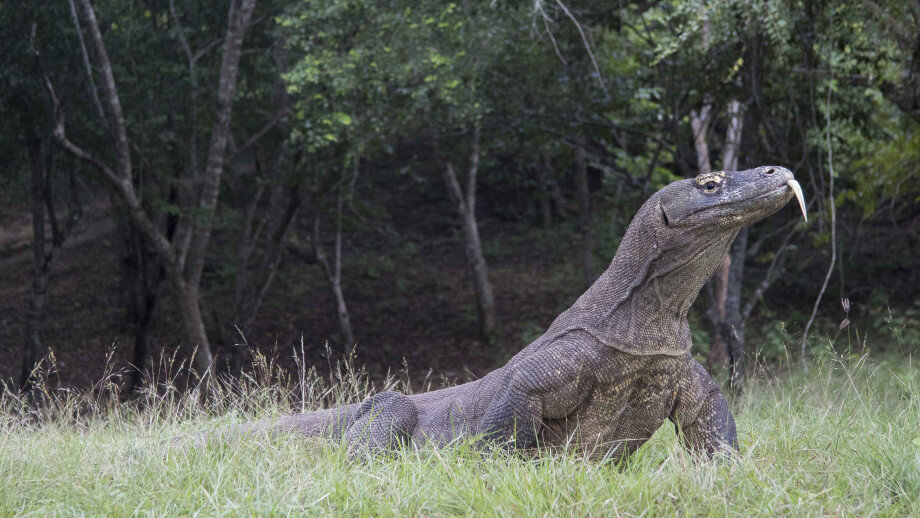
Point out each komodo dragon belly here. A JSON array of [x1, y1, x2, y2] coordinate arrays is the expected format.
[[538, 353, 685, 456]]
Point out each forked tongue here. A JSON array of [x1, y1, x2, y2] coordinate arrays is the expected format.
[[787, 179, 807, 222]]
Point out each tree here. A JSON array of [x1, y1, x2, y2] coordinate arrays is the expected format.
[[39, 0, 259, 380], [0, 4, 92, 393]]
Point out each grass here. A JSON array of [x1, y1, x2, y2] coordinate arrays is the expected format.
[[1, 347, 918, 517]]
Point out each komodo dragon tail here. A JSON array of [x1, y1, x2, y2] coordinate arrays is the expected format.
[[173, 403, 361, 450]]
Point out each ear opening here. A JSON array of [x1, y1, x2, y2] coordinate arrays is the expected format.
[[659, 202, 671, 227]]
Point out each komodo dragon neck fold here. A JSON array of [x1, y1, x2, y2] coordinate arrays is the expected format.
[[539, 214, 741, 357]]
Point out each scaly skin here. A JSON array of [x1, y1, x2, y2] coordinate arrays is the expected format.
[[186, 165, 802, 459]]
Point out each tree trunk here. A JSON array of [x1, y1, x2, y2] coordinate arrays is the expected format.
[[123, 228, 165, 395], [540, 182, 553, 230], [722, 99, 743, 171], [689, 102, 713, 175], [171, 277, 214, 379], [230, 181, 301, 372], [706, 99, 748, 374], [228, 180, 267, 373], [542, 152, 568, 217], [18, 141, 82, 392], [314, 206, 356, 352], [457, 182, 497, 339], [721, 99, 747, 386], [175, 0, 258, 379], [706, 257, 730, 367], [183, 0, 258, 292], [437, 123, 497, 342], [19, 143, 47, 393], [573, 134, 595, 288], [724, 227, 748, 389], [127, 280, 160, 393]]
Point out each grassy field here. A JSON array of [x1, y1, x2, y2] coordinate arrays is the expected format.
[[1, 352, 918, 517]]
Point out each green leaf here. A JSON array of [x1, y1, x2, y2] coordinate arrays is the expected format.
[[334, 112, 353, 126]]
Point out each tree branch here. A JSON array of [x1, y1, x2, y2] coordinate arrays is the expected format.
[[76, 0, 132, 180], [741, 229, 796, 321], [554, 0, 606, 93], [465, 121, 481, 211], [31, 22, 176, 268], [791, 67, 873, 86], [66, 0, 107, 128], [228, 105, 290, 161]]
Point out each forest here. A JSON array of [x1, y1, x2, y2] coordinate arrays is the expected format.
[[0, 0, 918, 515]]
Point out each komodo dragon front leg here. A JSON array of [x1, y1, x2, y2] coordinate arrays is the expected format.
[[669, 359, 738, 456], [476, 339, 598, 448]]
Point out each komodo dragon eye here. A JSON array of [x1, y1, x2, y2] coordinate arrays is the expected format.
[[695, 173, 724, 194]]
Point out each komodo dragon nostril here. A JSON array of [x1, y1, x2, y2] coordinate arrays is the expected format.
[[764, 168, 775, 175]]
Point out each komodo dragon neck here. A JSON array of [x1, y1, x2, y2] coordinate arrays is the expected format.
[[536, 189, 741, 356]]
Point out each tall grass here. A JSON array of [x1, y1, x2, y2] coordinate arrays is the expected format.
[[1, 341, 917, 516]]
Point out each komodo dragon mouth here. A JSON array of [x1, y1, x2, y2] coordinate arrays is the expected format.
[[180, 165, 806, 461]]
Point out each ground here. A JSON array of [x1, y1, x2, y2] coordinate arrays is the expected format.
[[0, 356, 917, 516]]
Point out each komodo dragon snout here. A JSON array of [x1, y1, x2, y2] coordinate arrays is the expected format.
[[179, 165, 807, 461]]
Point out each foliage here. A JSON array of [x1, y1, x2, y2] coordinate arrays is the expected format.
[[2, 0, 920, 389]]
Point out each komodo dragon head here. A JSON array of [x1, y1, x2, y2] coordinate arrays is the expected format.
[[657, 166, 806, 231], [554, 165, 807, 356]]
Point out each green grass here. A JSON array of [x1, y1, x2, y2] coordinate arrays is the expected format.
[[1, 352, 918, 517]]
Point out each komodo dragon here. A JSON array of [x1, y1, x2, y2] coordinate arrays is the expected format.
[[184, 165, 807, 459]]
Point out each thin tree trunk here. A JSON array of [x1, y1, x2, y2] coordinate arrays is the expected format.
[[19, 141, 82, 392], [176, 0, 258, 380], [436, 123, 497, 341], [231, 183, 301, 373], [183, 0, 258, 291], [542, 152, 568, 217], [66, 0, 107, 127], [228, 180, 267, 373], [707, 258, 730, 367], [801, 75, 839, 366], [722, 99, 743, 171], [19, 143, 47, 392], [456, 180, 497, 339], [701, 99, 747, 372], [127, 278, 161, 393], [689, 102, 713, 175], [723, 226, 748, 389], [720, 99, 747, 386], [549, 178, 568, 217], [539, 165, 553, 230], [314, 206, 356, 352], [573, 134, 595, 288]]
